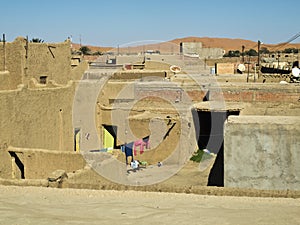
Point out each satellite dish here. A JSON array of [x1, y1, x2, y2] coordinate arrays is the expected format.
[[170, 65, 181, 73], [238, 64, 246, 72]]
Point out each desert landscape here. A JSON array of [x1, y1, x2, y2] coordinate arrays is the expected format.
[[2, 0, 300, 223], [73, 36, 300, 54], [1, 35, 300, 224]]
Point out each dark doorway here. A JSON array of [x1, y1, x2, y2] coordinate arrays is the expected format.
[[9, 151, 25, 179], [193, 110, 239, 187]]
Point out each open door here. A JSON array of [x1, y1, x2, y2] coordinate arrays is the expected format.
[[74, 128, 81, 152], [102, 125, 117, 150]]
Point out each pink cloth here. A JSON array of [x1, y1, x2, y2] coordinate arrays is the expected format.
[[133, 139, 150, 156]]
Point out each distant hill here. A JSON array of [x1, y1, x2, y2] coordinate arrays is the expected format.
[[171, 36, 300, 52], [71, 43, 113, 53], [72, 36, 300, 54]]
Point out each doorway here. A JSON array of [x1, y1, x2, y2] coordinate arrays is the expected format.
[[194, 110, 239, 186], [74, 128, 81, 152], [9, 151, 25, 179], [102, 125, 118, 150]]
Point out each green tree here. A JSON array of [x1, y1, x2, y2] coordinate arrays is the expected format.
[[92, 51, 103, 56], [245, 49, 258, 56], [259, 47, 270, 54], [79, 46, 91, 55], [282, 48, 298, 53], [223, 50, 240, 57], [30, 38, 44, 43]]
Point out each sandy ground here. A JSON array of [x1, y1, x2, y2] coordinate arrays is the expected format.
[[0, 185, 300, 225]]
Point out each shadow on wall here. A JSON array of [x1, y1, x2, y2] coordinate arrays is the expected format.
[[192, 110, 239, 187]]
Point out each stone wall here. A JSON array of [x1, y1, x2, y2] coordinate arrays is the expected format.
[[224, 116, 300, 190]]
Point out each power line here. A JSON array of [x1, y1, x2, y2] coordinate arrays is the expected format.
[[268, 31, 300, 52]]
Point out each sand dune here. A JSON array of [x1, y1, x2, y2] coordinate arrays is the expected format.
[[72, 36, 300, 54]]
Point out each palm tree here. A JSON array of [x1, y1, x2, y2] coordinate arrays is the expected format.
[[30, 38, 44, 43]]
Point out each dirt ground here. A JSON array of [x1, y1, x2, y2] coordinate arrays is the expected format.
[[0, 185, 300, 225]]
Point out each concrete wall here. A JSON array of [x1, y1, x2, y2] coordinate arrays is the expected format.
[[199, 48, 225, 59], [180, 42, 202, 55], [224, 116, 300, 190], [180, 42, 224, 59]]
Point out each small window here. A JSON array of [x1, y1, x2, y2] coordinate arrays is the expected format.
[[40, 76, 47, 84]]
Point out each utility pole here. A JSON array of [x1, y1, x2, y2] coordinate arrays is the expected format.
[[242, 45, 245, 63], [2, 34, 6, 71], [246, 55, 250, 83], [277, 52, 280, 69], [257, 40, 261, 80]]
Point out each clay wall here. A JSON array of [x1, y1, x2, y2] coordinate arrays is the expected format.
[[0, 144, 11, 178], [0, 37, 24, 89], [215, 63, 235, 75], [112, 71, 166, 80], [0, 84, 75, 151], [0, 37, 85, 90], [25, 40, 72, 84], [0, 147, 86, 179]]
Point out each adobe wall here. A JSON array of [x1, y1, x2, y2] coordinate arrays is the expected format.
[[224, 116, 300, 190], [0, 37, 84, 90], [25, 39, 72, 84], [0, 146, 86, 179], [0, 37, 24, 89], [215, 63, 235, 75], [112, 70, 166, 80], [0, 84, 75, 151], [0, 144, 11, 179]]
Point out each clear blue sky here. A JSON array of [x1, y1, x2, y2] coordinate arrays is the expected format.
[[1, 0, 299, 47]]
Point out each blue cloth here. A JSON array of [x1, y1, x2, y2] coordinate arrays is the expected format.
[[124, 142, 134, 164]]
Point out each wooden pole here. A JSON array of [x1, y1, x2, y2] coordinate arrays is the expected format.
[[257, 40, 261, 80], [2, 33, 5, 71], [242, 45, 245, 63]]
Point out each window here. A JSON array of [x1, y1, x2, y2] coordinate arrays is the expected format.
[[39, 76, 47, 84]]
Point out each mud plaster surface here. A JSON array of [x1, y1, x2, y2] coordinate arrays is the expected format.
[[0, 185, 300, 225]]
